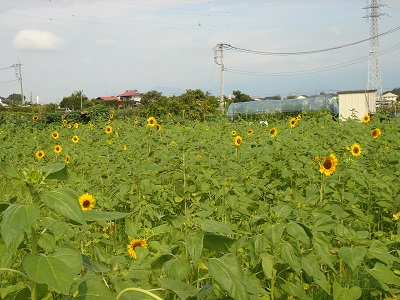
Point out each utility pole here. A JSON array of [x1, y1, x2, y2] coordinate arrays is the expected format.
[[80, 90, 83, 111], [12, 60, 24, 105], [363, 0, 389, 104], [214, 43, 226, 109]]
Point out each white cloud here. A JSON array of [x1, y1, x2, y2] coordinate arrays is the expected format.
[[95, 38, 115, 46], [12, 29, 64, 50]]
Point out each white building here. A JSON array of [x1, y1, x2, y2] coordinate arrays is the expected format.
[[337, 90, 376, 120], [382, 92, 398, 103]]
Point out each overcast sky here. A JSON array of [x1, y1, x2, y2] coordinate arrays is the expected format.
[[0, 0, 399, 104]]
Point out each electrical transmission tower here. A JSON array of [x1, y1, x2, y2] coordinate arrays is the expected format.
[[363, 0, 389, 102]]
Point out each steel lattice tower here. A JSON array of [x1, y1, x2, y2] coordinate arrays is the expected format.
[[363, 0, 388, 101]]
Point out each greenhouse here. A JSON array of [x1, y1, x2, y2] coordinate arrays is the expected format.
[[226, 95, 339, 119]]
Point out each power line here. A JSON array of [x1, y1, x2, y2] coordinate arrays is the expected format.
[[223, 43, 400, 77], [0, 65, 13, 71], [0, 79, 19, 85], [222, 26, 400, 56]]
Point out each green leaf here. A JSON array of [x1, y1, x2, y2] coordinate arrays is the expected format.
[[75, 274, 116, 300], [332, 282, 362, 300], [0, 162, 21, 180], [41, 163, 68, 180], [250, 235, 269, 266], [83, 210, 129, 222], [164, 258, 191, 281], [312, 214, 336, 232], [264, 223, 285, 247], [261, 252, 275, 279], [1, 204, 40, 247], [281, 240, 302, 273], [338, 246, 367, 271], [22, 253, 75, 295], [158, 278, 198, 300], [272, 204, 293, 219], [209, 254, 248, 300], [286, 221, 310, 246], [186, 232, 203, 266], [302, 254, 331, 294], [52, 246, 82, 274], [201, 219, 234, 234], [203, 233, 234, 253], [37, 232, 56, 252], [281, 281, 307, 299], [367, 240, 399, 264], [82, 254, 110, 272], [368, 262, 400, 286], [42, 188, 86, 225], [0, 196, 17, 213], [196, 284, 214, 299]]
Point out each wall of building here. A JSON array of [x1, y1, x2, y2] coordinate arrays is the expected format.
[[338, 90, 376, 120]]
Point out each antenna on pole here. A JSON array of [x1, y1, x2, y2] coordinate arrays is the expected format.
[[363, 0, 389, 104]]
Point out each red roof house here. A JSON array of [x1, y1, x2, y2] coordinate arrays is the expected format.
[[97, 96, 123, 108], [118, 90, 141, 102]]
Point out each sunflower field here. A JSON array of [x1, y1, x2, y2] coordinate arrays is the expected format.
[[0, 110, 400, 300]]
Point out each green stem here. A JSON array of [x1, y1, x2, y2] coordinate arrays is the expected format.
[[320, 174, 325, 205], [30, 226, 38, 300], [270, 277, 275, 300], [116, 287, 164, 300], [0, 268, 28, 279]]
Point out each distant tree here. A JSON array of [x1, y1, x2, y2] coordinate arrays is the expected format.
[[390, 88, 400, 95], [8, 93, 25, 103], [286, 94, 296, 99], [271, 94, 281, 100], [232, 90, 253, 103], [389, 88, 400, 101], [59, 91, 88, 110], [140, 90, 166, 105]]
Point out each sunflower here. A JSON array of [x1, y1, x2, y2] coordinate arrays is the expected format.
[[362, 114, 370, 123], [156, 124, 162, 131], [105, 125, 113, 134], [393, 212, 400, 221], [62, 119, 68, 126], [35, 150, 45, 159], [168, 113, 172, 118], [269, 127, 278, 137], [54, 145, 62, 154], [234, 136, 243, 146], [296, 115, 302, 120], [372, 128, 381, 139], [319, 154, 338, 176], [133, 119, 139, 125], [122, 145, 127, 151], [115, 132, 119, 138], [109, 113, 114, 119], [33, 115, 39, 121], [350, 143, 362, 156], [231, 130, 237, 136], [289, 117, 298, 128], [67, 124, 72, 129], [71, 135, 79, 143], [147, 117, 157, 127], [78, 193, 95, 210], [51, 131, 59, 139], [247, 129, 254, 136], [73, 123, 79, 129], [127, 239, 147, 259], [65, 154, 71, 164]]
